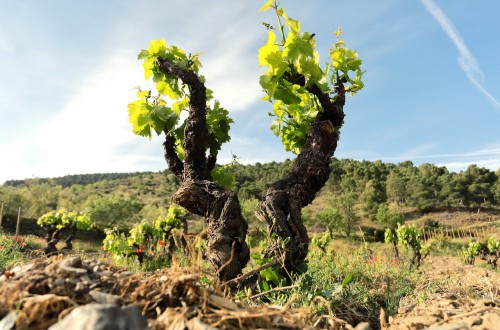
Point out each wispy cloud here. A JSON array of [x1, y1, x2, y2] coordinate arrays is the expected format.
[[380, 145, 500, 171], [420, 0, 500, 111]]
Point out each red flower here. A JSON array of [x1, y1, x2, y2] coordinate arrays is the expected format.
[[158, 240, 165, 246], [141, 245, 146, 249]]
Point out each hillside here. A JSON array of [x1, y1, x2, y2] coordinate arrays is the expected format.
[[1, 159, 500, 330], [1, 158, 499, 235]]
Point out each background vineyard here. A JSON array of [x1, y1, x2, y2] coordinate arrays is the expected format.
[[1, 158, 499, 243]]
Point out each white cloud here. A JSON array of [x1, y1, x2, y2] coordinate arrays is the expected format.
[[217, 135, 292, 165], [437, 159, 500, 173], [420, 0, 500, 111], [371, 145, 500, 171], [0, 50, 153, 183], [202, 38, 263, 112]]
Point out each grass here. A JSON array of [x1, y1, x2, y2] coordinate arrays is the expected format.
[[232, 238, 419, 327], [9, 226, 495, 328], [0, 231, 43, 271]]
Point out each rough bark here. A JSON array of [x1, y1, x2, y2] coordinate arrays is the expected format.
[[163, 134, 183, 177], [172, 180, 249, 280], [257, 79, 346, 274], [158, 58, 249, 280]]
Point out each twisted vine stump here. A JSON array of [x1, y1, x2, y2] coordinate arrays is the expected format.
[[158, 58, 249, 281], [257, 81, 346, 275]]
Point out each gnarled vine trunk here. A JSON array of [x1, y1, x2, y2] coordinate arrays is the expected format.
[[257, 81, 346, 274], [157, 54, 346, 280], [158, 58, 249, 281]]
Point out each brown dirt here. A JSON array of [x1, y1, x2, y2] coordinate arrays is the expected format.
[[386, 256, 499, 330], [0, 255, 321, 330], [0, 254, 498, 329]]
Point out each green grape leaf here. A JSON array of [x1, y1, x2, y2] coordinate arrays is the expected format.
[[272, 100, 286, 119], [211, 166, 234, 189], [259, 75, 278, 99], [298, 57, 323, 85], [128, 100, 153, 138], [156, 81, 179, 99], [142, 57, 156, 80], [259, 31, 280, 67], [148, 39, 167, 56], [260, 0, 273, 12], [270, 118, 281, 136], [172, 97, 189, 115], [284, 33, 314, 61], [136, 89, 150, 99], [137, 49, 149, 60], [285, 16, 300, 34], [274, 81, 301, 105]]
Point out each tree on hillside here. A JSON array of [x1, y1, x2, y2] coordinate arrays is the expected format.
[[361, 178, 386, 220], [459, 165, 497, 211], [127, 0, 364, 280], [495, 169, 500, 204], [21, 181, 63, 218], [386, 161, 415, 206], [334, 191, 360, 237], [316, 203, 343, 237], [0, 187, 26, 217], [85, 195, 143, 230], [438, 171, 462, 209]]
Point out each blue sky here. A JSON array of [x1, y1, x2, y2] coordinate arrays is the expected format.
[[1, 0, 499, 184]]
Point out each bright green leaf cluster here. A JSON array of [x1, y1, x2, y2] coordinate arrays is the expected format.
[[37, 209, 92, 231], [251, 252, 287, 288], [206, 100, 234, 156], [311, 232, 332, 251], [259, 1, 364, 154], [461, 240, 482, 264], [129, 39, 233, 161], [210, 155, 240, 189], [102, 205, 186, 261], [487, 236, 499, 253], [395, 223, 422, 251], [329, 28, 365, 95], [384, 228, 396, 244], [103, 229, 133, 256]]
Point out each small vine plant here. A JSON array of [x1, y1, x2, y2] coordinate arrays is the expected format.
[[461, 237, 499, 268], [102, 205, 186, 264], [37, 209, 92, 255], [384, 224, 431, 270]]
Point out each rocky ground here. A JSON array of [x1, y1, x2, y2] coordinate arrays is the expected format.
[[386, 256, 499, 330], [0, 254, 498, 330]]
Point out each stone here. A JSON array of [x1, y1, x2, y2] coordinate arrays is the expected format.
[[354, 322, 372, 330], [48, 304, 148, 330], [89, 290, 123, 305], [0, 311, 17, 330]]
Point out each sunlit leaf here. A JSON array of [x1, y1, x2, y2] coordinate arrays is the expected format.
[[260, 0, 273, 12], [148, 39, 167, 55]]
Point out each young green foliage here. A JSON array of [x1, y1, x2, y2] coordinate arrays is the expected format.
[[37, 209, 92, 231], [102, 205, 186, 263], [461, 241, 482, 265], [128, 39, 234, 163], [259, 0, 364, 154]]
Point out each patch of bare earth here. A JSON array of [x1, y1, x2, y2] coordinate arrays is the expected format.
[[0, 255, 332, 330], [1, 252, 498, 330], [386, 256, 499, 330]]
